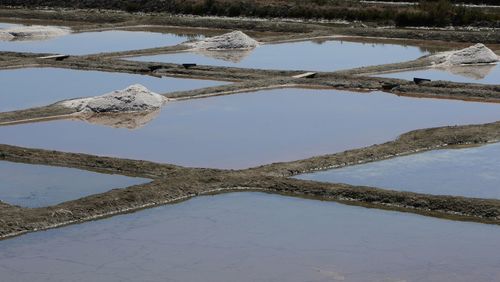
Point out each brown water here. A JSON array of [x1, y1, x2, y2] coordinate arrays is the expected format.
[[0, 192, 499, 282], [1, 88, 500, 169]]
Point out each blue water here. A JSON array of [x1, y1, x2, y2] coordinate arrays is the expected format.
[[297, 143, 500, 199], [0, 67, 225, 111], [0, 192, 499, 282], [1, 89, 500, 169], [130, 40, 429, 71], [0, 161, 149, 207], [0, 23, 18, 29]]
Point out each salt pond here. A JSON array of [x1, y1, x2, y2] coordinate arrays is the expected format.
[[1, 88, 500, 169], [0, 26, 203, 55], [376, 64, 500, 85], [296, 143, 500, 199], [0, 68, 225, 111], [0, 161, 149, 208], [130, 40, 429, 71], [0, 192, 499, 282], [0, 23, 18, 29]]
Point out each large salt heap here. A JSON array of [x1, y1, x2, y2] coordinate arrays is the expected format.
[[61, 84, 167, 113], [0, 25, 70, 41], [430, 43, 499, 66], [186, 31, 259, 50]]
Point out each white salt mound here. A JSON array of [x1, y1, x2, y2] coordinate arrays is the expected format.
[[61, 84, 167, 113], [186, 31, 259, 50], [0, 32, 14, 40], [0, 25, 70, 41], [430, 43, 499, 66]]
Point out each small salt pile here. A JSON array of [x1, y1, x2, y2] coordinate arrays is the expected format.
[[0, 25, 70, 41], [430, 43, 499, 66], [186, 31, 259, 50], [61, 84, 167, 113]]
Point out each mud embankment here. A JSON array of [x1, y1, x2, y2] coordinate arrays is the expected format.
[[0, 144, 193, 178], [0, 104, 77, 125]]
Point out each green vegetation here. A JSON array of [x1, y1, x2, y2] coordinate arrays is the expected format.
[[367, 0, 499, 5], [395, 0, 497, 27], [0, 0, 498, 27]]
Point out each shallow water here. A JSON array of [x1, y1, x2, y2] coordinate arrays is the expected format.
[[0, 28, 202, 55], [0, 23, 18, 29], [0, 161, 149, 208], [130, 39, 428, 71], [0, 68, 225, 111], [296, 143, 500, 199], [376, 64, 500, 84], [1, 192, 499, 282], [1, 89, 500, 169]]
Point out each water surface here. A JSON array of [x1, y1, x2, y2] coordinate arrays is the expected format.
[[376, 64, 500, 84], [1, 89, 500, 169], [0, 192, 499, 282], [297, 143, 500, 199], [0, 28, 202, 55], [0, 68, 225, 111], [131, 40, 428, 71], [0, 23, 18, 29], [0, 161, 149, 207]]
